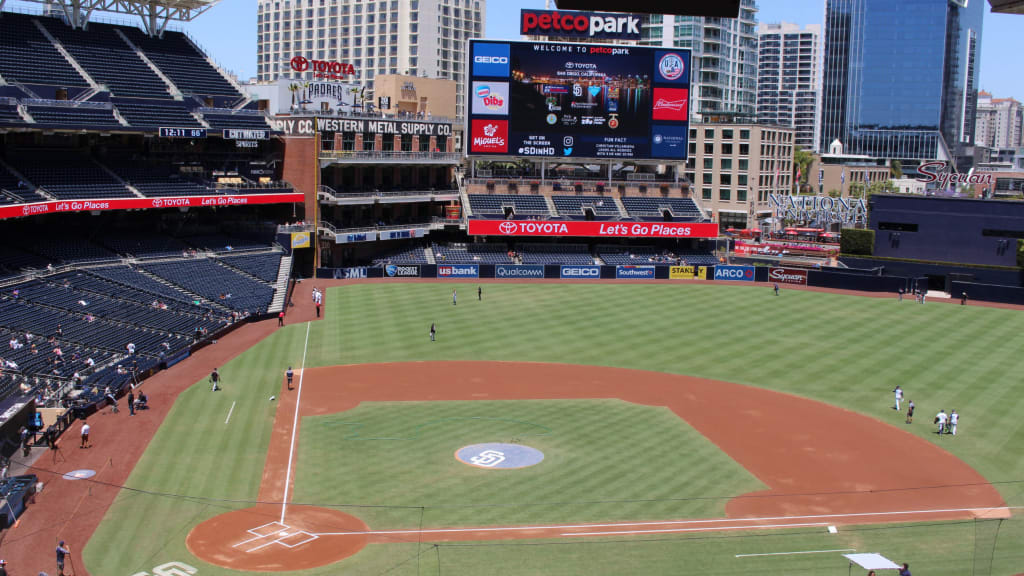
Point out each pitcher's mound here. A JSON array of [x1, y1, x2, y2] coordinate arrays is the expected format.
[[186, 504, 368, 572]]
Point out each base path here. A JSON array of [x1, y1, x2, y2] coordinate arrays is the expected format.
[[187, 362, 1007, 570]]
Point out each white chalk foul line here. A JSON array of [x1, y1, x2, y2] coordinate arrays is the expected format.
[[735, 548, 857, 558], [280, 321, 311, 524], [310, 506, 1017, 538], [563, 522, 830, 537], [225, 401, 236, 425]]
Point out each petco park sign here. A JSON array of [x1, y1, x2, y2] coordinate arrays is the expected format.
[[0, 193, 303, 221], [468, 219, 718, 238], [520, 9, 641, 40]]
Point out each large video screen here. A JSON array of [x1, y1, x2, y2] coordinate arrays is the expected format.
[[467, 39, 690, 161]]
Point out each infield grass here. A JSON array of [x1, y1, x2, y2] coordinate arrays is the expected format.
[[83, 282, 1024, 576]]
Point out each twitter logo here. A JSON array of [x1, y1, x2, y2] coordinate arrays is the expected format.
[[563, 147, 573, 156]]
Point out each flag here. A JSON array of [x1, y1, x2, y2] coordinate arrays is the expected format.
[[796, 166, 801, 182], [841, 169, 846, 185]]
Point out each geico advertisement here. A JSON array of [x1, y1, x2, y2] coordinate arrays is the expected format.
[[468, 219, 718, 238], [560, 265, 601, 279]]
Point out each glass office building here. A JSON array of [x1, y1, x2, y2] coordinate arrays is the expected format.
[[820, 0, 983, 165]]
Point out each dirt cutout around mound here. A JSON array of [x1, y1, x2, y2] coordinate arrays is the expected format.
[[185, 362, 1006, 571]]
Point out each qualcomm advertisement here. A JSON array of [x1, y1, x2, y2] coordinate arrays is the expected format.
[[615, 265, 655, 279], [495, 265, 546, 279], [437, 264, 480, 278], [560, 265, 601, 279], [468, 39, 689, 161], [714, 265, 755, 282]]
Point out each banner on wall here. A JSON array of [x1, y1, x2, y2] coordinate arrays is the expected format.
[[469, 219, 718, 238], [290, 232, 311, 249], [768, 267, 808, 285], [615, 265, 655, 279], [0, 193, 303, 221]]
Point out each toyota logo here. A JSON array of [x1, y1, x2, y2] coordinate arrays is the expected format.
[[498, 221, 517, 235], [152, 199, 163, 208], [290, 56, 309, 72], [22, 205, 30, 216]]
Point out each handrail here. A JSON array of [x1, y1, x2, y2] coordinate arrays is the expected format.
[[198, 107, 264, 117], [22, 98, 112, 110], [320, 150, 462, 162], [281, 109, 457, 124]]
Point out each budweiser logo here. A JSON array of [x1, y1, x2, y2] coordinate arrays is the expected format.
[[653, 98, 686, 111]]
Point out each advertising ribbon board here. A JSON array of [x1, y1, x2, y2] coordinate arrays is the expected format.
[[669, 265, 696, 279], [437, 264, 480, 278], [560, 265, 601, 279], [615, 265, 655, 279], [384, 264, 420, 278], [0, 193, 303, 221], [469, 219, 718, 238], [290, 232, 311, 249], [495, 265, 546, 279]]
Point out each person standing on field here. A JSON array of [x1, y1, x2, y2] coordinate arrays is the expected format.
[[452, 289, 457, 306], [56, 541, 69, 576], [286, 366, 294, 390], [935, 410, 947, 434], [949, 410, 959, 435], [905, 400, 915, 424], [893, 385, 903, 411], [430, 323, 436, 342], [478, 286, 482, 301]]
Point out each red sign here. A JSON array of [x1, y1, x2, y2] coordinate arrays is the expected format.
[[469, 219, 718, 238], [652, 88, 688, 121], [290, 55, 355, 79], [470, 120, 509, 154], [0, 193, 304, 221], [520, 10, 641, 40], [768, 267, 809, 286]]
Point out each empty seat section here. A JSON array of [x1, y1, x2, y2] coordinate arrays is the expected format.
[[113, 100, 201, 128], [0, 105, 23, 124], [620, 196, 703, 220], [40, 19, 171, 99], [98, 233, 190, 258], [143, 259, 274, 313], [517, 243, 593, 265], [0, 13, 88, 87], [120, 28, 241, 97], [13, 156, 132, 199], [552, 195, 620, 217], [432, 243, 511, 264], [27, 105, 120, 127], [219, 253, 282, 283], [467, 194, 549, 215], [110, 163, 210, 197], [202, 113, 271, 130], [372, 245, 428, 265]]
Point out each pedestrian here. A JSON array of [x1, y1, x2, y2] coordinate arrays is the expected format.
[[898, 288, 903, 302], [950, 409, 959, 435], [286, 366, 294, 390], [210, 368, 221, 391], [905, 400, 915, 424], [56, 541, 69, 576], [128, 390, 135, 416], [278, 311, 285, 327], [452, 289, 457, 306], [773, 283, 780, 296], [430, 322, 436, 342], [478, 286, 482, 301], [893, 385, 903, 411], [898, 562, 911, 576], [961, 292, 968, 305], [935, 409, 947, 434], [80, 421, 90, 448], [21, 427, 30, 458]]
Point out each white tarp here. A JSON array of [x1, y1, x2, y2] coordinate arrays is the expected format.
[[843, 553, 901, 570]]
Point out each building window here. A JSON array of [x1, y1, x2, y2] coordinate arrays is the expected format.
[[720, 174, 732, 185], [703, 173, 713, 185], [722, 129, 733, 140], [739, 143, 749, 156], [720, 189, 731, 201], [738, 174, 747, 186], [704, 128, 715, 139], [703, 158, 713, 169], [740, 129, 750, 140], [722, 143, 733, 155], [737, 189, 747, 202], [704, 142, 714, 155], [721, 158, 732, 170], [702, 188, 712, 200], [739, 159, 748, 171]]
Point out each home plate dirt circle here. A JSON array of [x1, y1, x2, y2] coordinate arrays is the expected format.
[[186, 504, 369, 571]]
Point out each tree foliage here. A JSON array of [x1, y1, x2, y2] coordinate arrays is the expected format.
[[841, 228, 875, 256]]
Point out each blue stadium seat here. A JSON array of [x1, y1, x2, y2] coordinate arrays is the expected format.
[[0, 13, 89, 87]]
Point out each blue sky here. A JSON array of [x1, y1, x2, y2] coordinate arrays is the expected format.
[[6, 0, 1023, 98]]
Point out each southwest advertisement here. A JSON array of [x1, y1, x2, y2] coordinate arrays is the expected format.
[[468, 219, 718, 238], [468, 40, 690, 161]]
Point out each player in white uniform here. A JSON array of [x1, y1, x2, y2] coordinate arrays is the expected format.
[[935, 410, 948, 434], [893, 385, 903, 411], [949, 410, 959, 435]]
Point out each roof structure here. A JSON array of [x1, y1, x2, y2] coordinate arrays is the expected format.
[[2, 0, 221, 35]]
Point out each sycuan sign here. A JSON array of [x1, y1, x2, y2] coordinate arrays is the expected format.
[[916, 161, 993, 189], [769, 194, 867, 226]]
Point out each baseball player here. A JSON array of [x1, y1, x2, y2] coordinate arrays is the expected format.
[[56, 541, 69, 576], [905, 400, 915, 424], [286, 366, 294, 390], [773, 283, 780, 296], [478, 286, 482, 301], [935, 409, 947, 434], [452, 289, 457, 306], [893, 385, 903, 411], [950, 410, 959, 435], [210, 368, 221, 391], [430, 323, 436, 342]]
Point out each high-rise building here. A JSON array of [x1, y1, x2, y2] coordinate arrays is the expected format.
[[975, 91, 1024, 150], [820, 0, 983, 166], [638, 0, 758, 119], [256, 0, 484, 117], [757, 22, 820, 152]]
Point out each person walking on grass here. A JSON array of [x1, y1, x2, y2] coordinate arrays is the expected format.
[[478, 286, 482, 301], [430, 323, 436, 342], [210, 368, 221, 392], [452, 289, 457, 306], [905, 400, 915, 424], [773, 283, 780, 296]]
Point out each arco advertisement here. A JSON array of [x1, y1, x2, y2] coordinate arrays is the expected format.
[[468, 39, 689, 161], [713, 265, 755, 282], [468, 219, 718, 238]]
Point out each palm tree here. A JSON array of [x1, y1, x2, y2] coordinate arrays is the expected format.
[[288, 83, 301, 110], [793, 147, 814, 193]]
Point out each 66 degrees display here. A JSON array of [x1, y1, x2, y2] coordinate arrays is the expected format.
[[467, 39, 691, 161]]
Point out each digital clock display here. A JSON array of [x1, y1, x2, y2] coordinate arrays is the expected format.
[[159, 127, 208, 139]]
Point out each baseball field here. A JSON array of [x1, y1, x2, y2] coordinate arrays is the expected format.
[[60, 282, 1024, 575]]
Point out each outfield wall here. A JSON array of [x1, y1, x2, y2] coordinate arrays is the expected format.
[[316, 264, 921, 294]]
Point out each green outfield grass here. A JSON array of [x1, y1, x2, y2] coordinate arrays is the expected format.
[[83, 283, 1024, 576]]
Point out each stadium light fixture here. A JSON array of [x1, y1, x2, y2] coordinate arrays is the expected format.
[[13, 0, 222, 35], [988, 0, 1024, 13]]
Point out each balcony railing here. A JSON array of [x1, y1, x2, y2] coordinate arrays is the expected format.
[[319, 150, 463, 163]]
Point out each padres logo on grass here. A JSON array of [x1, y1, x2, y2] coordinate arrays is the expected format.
[[456, 443, 545, 469]]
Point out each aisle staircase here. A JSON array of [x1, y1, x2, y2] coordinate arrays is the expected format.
[[268, 255, 293, 313]]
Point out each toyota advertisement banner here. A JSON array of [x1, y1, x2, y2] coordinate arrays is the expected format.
[[560, 265, 601, 279], [468, 39, 689, 161], [495, 265, 546, 279], [437, 265, 480, 279], [468, 219, 718, 239], [768, 267, 809, 286], [0, 193, 304, 221], [714, 265, 755, 282], [615, 265, 655, 279], [384, 264, 420, 278]]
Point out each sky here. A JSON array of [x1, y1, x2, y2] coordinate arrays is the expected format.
[[6, 0, 1023, 98]]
